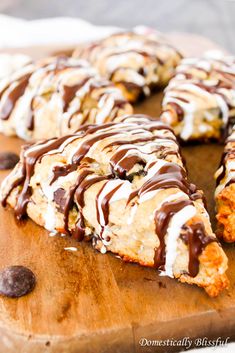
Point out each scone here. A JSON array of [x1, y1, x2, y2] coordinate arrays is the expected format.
[[0, 55, 132, 141], [1, 114, 228, 296], [0, 53, 32, 79], [73, 30, 182, 102], [215, 126, 235, 242], [161, 52, 235, 141]]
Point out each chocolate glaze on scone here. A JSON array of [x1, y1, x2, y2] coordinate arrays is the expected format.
[[215, 126, 235, 242], [0, 56, 132, 141], [73, 30, 182, 102], [0, 115, 228, 296], [161, 53, 235, 141]]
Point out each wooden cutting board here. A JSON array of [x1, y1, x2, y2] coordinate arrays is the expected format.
[[0, 33, 234, 353]]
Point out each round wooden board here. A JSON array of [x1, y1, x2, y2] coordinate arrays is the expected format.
[[0, 33, 234, 353]]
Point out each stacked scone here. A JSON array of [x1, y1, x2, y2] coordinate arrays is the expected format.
[[0, 55, 132, 141], [0, 115, 228, 296], [161, 53, 235, 141], [73, 30, 182, 102]]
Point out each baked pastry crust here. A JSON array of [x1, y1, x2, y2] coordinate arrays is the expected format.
[[215, 127, 235, 242], [0, 56, 132, 141], [73, 30, 182, 102], [0, 114, 228, 296], [161, 53, 235, 141]]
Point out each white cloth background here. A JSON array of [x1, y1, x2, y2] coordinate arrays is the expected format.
[[0, 13, 233, 353], [0, 15, 120, 48]]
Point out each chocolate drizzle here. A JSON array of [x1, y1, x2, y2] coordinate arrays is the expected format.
[[73, 174, 111, 240], [127, 163, 199, 204], [110, 148, 144, 179], [26, 98, 35, 131], [62, 169, 93, 235], [72, 131, 118, 164], [154, 199, 192, 270], [162, 55, 235, 140], [0, 73, 31, 121], [50, 164, 78, 185], [14, 135, 73, 219], [181, 222, 216, 277], [168, 102, 185, 121], [216, 143, 235, 187], [95, 181, 122, 233], [2, 115, 215, 279], [75, 175, 111, 209], [74, 31, 181, 96], [0, 56, 131, 138], [62, 77, 91, 113]]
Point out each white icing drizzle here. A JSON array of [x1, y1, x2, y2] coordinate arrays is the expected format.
[[96, 94, 115, 124], [215, 158, 235, 196], [214, 93, 229, 124], [215, 127, 235, 196], [74, 31, 181, 95], [96, 179, 131, 227], [160, 204, 197, 278], [162, 53, 235, 140], [0, 56, 132, 141], [1, 115, 211, 285]]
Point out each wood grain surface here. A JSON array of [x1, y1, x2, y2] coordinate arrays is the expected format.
[[0, 34, 234, 353]]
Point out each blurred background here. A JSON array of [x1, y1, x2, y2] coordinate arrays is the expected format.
[[0, 0, 234, 51]]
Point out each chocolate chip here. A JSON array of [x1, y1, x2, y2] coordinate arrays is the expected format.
[[0, 152, 19, 170], [0, 266, 36, 298], [53, 188, 66, 213]]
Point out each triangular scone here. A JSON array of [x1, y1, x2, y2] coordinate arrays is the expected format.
[[215, 126, 235, 242], [0, 56, 132, 141], [73, 30, 182, 102], [161, 53, 235, 141], [1, 115, 228, 296]]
